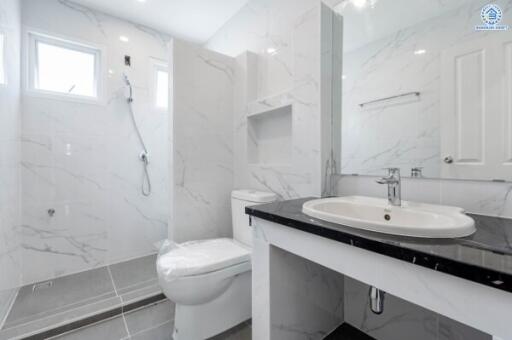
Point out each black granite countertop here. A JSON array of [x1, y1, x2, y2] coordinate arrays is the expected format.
[[246, 198, 512, 293]]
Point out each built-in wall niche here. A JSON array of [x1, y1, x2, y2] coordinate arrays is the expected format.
[[247, 103, 292, 166]]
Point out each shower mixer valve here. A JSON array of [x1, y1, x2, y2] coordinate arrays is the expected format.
[[139, 151, 149, 164]]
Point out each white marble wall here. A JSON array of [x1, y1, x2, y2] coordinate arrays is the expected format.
[[252, 222, 345, 340], [341, 0, 512, 177], [344, 277, 490, 340], [207, 3, 346, 339], [19, 0, 169, 284], [170, 40, 235, 243], [0, 0, 22, 325], [337, 175, 512, 219], [208, 0, 341, 199]]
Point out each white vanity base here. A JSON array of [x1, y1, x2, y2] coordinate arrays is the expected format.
[[252, 218, 512, 340]]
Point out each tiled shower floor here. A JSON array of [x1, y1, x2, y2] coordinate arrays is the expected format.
[[0, 254, 163, 340], [51, 306, 251, 340]]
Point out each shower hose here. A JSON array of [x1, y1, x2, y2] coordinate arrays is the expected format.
[[127, 98, 152, 197]]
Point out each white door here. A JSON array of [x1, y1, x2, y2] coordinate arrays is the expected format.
[[441, 33, 512, 180]]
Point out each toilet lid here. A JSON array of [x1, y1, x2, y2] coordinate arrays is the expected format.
[[157, 238, 251, 278]]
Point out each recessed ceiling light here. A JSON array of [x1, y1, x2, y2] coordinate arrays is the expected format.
[[266, 47, 277, 55], [414, 49, 427, 55], [352, 0, 368, 8], [342, 75, 347, 80], [336, 0, 377, 11], [119, 36, 129, 43], [136, 0, 146, 2]]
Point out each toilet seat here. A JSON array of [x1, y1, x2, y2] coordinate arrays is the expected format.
[[157, 238, 250, 280]]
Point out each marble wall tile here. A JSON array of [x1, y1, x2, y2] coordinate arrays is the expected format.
[[269, 246, 345, 340], [19, 0, 170, 284], [209, 3, 346, 338], [344, 277, 490, 340], [337, 175, 512, 219], [208, 1, 341, 200], [170, 39, 235, 243], [0, 0, 22, 322], [345, 277, 437, 340], [438, 315, 491, 340], [340, 0, 512, 178]]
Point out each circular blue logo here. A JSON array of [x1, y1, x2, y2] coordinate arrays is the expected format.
[[481, 4, 503, 25]]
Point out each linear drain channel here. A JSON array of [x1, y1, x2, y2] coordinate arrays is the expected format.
[[32, 280, 53, 292]]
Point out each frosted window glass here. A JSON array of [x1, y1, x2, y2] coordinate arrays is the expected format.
[[36, 41, 96, 97], [156, 69, 169, 109]]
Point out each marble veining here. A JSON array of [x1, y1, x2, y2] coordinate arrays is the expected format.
[[337, 175, 512, 220], [208, 1, 342, 201], [19, 0, 170, 285], [171, 40, 235, 243], [341, 0, 512, 178], [0, 0, 22, 316]]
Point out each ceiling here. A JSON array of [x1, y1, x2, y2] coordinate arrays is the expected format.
[[336, 0, 472, 51], [72, 0, 250, 44]]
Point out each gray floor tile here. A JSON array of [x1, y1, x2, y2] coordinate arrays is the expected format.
[[109, 255, 157, 294], [124, 300, 174, 335], [209, 321, 252, 340], [5, 267, 115, 328], [51, 316, 128, 340], [119, 283, 162, 305], [129, 320, 173, 340], [1, 254, 163, 340], [0, 296, 122, 340]]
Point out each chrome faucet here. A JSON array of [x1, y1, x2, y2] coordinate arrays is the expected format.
[[376, 168, 401, 207]]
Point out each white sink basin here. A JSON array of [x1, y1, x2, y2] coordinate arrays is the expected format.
[[302, 196, 476, 238]]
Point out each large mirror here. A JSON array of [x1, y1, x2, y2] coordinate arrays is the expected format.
[[338, 0, 512, 181]]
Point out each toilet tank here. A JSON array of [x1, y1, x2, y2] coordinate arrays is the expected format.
[[231, 190, 277, 247]]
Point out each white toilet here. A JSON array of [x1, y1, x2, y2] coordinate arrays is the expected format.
[[157, 189, 277, 340]]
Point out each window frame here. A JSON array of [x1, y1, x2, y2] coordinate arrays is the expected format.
[[150, 58, 169, 111], [26, 31, 104, 104]]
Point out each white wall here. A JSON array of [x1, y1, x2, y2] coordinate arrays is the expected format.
[[19, 0, 169, 284], [170, 40, 235, 243], [341, 0, 511, 178], [0, 0, 22, 326], [206, 2, 346, 338], [208, 0, 340, 199], [338, 175, 512, 218], [338, 0, 512, 219]]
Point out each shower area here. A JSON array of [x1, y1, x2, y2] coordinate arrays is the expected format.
[[0, 0, 170, 338]]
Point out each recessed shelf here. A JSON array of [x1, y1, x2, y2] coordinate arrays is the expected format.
[[247, 103, 292, 166], [247, 91, 293, 118], [247, 102, 292, 118]]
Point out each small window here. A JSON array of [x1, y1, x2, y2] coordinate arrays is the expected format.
[[28, 33, 100, 100], [156, 69, 169, 109], [0, 33, 5, 85], [151, 59, 169, 110]]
